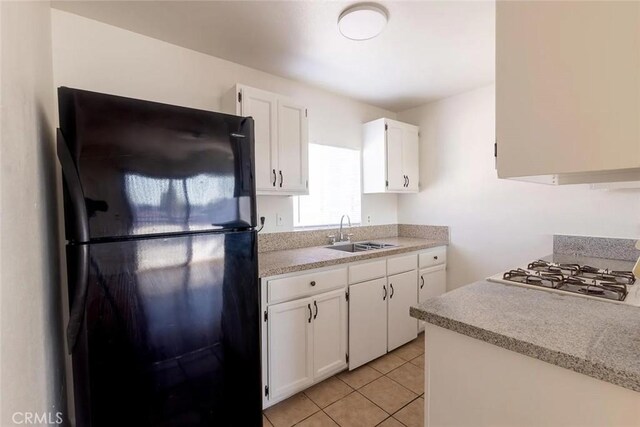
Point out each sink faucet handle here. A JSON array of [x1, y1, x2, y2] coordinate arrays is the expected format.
[[346, 233, 354, 242], [327, 234, 337, 244]]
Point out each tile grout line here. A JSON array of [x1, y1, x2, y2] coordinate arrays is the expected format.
[[375, 415, 409, 427], [389, 394, 421, 418], [379, 372, 419, 400], [321, 406, 341, 426], [266, 335, 425, 427], [290, 403, 323, 426], [328, 389, 391, 426]]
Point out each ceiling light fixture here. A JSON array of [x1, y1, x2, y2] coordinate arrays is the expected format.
[[338, 3, 388, 41]]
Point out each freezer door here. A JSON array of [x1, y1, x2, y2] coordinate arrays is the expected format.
[[58, 87, 256, 242], [67, 231, 260, 427]]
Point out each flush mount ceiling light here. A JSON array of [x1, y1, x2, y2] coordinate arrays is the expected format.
[[338, 3, 388, 41]]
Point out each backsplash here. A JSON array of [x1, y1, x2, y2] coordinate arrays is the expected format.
[[554, 235, 640, 262], [258, 224, 449, 253], [398, 224, 450, 242]]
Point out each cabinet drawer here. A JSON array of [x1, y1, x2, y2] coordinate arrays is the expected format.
[[349, 259, 386, 284], [387, 254, 417, 276], [419, 247, 447, 268], [268, 268, 347, 304]]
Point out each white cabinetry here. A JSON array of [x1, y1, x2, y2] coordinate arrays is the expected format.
[[313, 289, 348, 378], [266, 288, 347, 405], [348, 253, 421, 370], [348, 277, 388, 369], [418, 247, 447, 332], [262, 247, 447, 406], [363, 118, 420, 193], [387, 270, 418, 350], [267, 297, 314, 401], [223, 84, 309, 194], [418, 266, 446, 332], [262, 268, 347, 408], [496, 1, 640, 184]]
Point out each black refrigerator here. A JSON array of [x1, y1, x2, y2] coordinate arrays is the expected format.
[[57, 87, 261, 426]]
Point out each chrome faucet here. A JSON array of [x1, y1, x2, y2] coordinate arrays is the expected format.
[[338, 215, 353, 243]]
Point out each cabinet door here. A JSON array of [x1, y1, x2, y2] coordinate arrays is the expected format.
[[277, 99, 308, 193], [387, 270, 418, 350], [496, 2, 640, 179], [267, 297, 313, 401], [240, 86, 278, 191], [386, 121, 405, 191], [313, 289, 347, 378], [348, 278, 388, 370], [418, 266, 447, 332], [403, 127, 419, 192]]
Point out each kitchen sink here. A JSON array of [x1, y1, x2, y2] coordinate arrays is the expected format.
[[326, 241, 397, 253]]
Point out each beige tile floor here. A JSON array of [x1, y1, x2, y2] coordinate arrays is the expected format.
[[263, 333, 425, 427]]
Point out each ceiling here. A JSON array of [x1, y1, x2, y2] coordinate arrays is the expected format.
[[52, 1, 495, 112]]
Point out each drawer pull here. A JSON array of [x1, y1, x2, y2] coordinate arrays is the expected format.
[[434, 256, 438, 260], [310, 280, 316, 287]]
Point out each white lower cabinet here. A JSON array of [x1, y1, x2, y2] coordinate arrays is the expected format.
[[267, 296, 314, 402], [418, 265, 447, 332], [348, 278, 388, 370], [263, 246, 447, 407], [349, 260, 419, 369], [313, 289, 348, 378], [387, 270, 418, 351], [265, 287, 347, 406]]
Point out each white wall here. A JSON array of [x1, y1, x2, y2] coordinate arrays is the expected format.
[[398, 85, 640, 290], [0, 1, 66, 425], [50, 9, 399, 233]]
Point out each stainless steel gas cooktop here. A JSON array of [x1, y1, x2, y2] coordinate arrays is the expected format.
[[488, 259, 639, 306]]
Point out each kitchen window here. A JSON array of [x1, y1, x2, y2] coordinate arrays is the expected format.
[[294, 144, 361, 228]]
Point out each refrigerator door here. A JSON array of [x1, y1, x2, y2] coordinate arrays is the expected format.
[[58, 87, 256, 242], [67, 231, 260, 427]]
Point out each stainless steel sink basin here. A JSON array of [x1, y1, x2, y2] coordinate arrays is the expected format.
[[326, 242, 397, 253]]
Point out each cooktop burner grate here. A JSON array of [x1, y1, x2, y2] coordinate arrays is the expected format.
[[500, 261, 633, 302]]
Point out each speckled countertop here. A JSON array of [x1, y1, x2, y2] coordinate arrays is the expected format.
[[259, 237, 447, 277], [410, 279, 640, 392]]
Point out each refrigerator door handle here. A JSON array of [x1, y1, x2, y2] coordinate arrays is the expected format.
[[67, 244, 89, 353], [56, 129, 89, 243]]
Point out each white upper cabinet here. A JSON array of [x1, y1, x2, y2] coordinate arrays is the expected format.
[[496, 1, 640, 184], [277, 99, 309, 193], [223, 84, 309, 195], [363, 118, 420, 193]]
